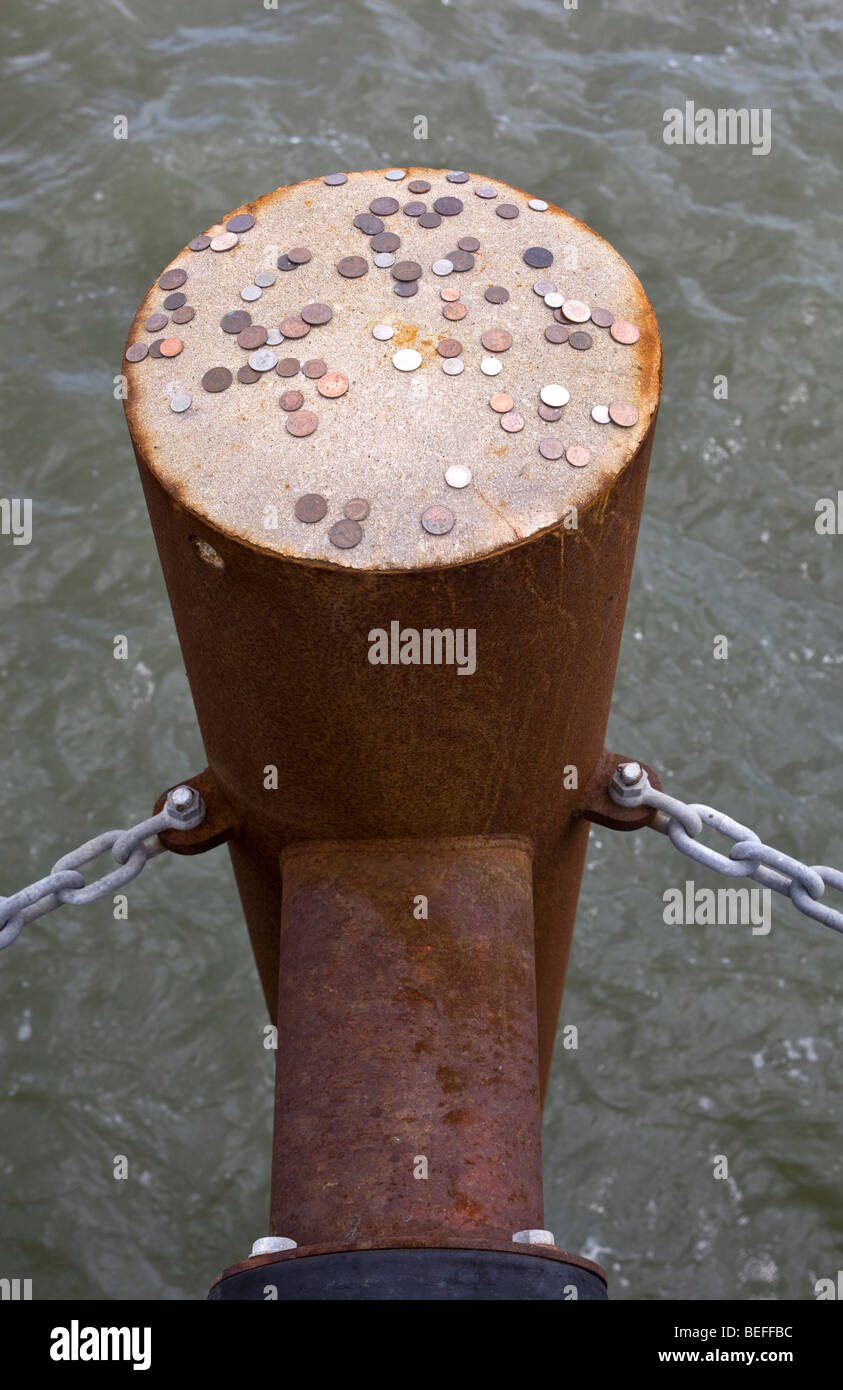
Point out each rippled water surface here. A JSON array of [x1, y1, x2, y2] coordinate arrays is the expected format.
[[1, 0, 841, 1300]]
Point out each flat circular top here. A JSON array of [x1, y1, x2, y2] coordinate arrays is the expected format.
[[124, 168, 661, 572]]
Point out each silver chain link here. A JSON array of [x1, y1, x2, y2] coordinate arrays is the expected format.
[[608, 763, 843, 936], [0, 786, 206, 951]]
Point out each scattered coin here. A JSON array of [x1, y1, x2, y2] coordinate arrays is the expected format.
[[301, 302, 333, 325], [610, 320, 640, 344], [446, 171, 469, 183], [442, 358, 464, 375], [540, 384, 570, 407], [210, 232, 238, 252], [145, 312, 168, 332], [266, 328, 283, 345], [277, 254, 296, 271], [523, 246, 553, 268], [528, 198, 548, 211], [569, 331, 593, 350], [287, 247, 311, 264], [287, 410, 318, 436], [538, 437, 565, 460], [202, 367, 233, 393], [500, 411, 525, 433], [561, 300, 590, 323], [433, 258, 454, 276], [392, 260, 423, 281], [434, 196, 464, 216], [172, 305, 195, 324], [295, 493, 327, 521], [489, 392, 515, 413], [566, 445, 591, 467], [458, 236, 480, 251], [421, 504, 455, 534], [159, 268, 187, 290], [280, 315, 310, 338], [447, 249, 474, 271], [237, 365, 261, 384], [344, 498, 370, 521], [538, 403, 563, 422], [445, 464, 472, 488], [170, 393, 192, 413], [544, 292, 564, 309], [392, 348, 422, 371], [227, 213, 255, 233], [496, 203, 519, 219], [373, 252, 395, 268], [475, 184, 497, 198], [533, 280, 556, 296], [354, 213, 383, 235], [148, 339, 165, 357], [591, 307, 614, 328], [254, 270, 277, 287], [370, 196, 399, 216], [324, 173, 348, 186], [372, 324, 394, 340], [241, 285, 262, 302], [188, 235, 211, 251], [237, 325, 266, 350], [371, 231, 400, 253], [337, 255, 369, 278], [279, 389, 304, 411], [480, 356, 503, 375], [384, 168, 406, 181], [159, 337, 183, 357], [481, 327, 513, 352], [608, 400, 639, 426], [276, 357, 300, 376], [485, 286, 509, 303], [591, 404, 611, 423], [440, 286, 461, 302], [317, 371, 349, 397], [394, 281, 418, 297], [403, 201, 426, 217], [249, 348, 278, 372], [443, 302, 467, 320], [418, 212, 442, 228], [545, 324, 569, 343], [407, 179, 431, 193], [125, 342, 148, 362], [163, 292, 186, 310], [437, 338, 462, 358], [329, 519, 363, 548], [303, 358, 327, 379]]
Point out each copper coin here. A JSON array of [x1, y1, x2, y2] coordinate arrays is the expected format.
[[144, 312, 168, 332], [591, 307, 614, 327], [394, 282, 418, 297], [553, 307, 568, 323], [561, 299, 590, 323], [392, 260, 422, 282], [277, 254, 296, 271], [481, 327, 513, 352], [227, 213, 255, 233], [202, 367, 233, 393], [354, 212, 383, 235], [159, 337, 183, 357], [523, 247, 553, 268], [301, 302, 333, 325], [172, 305, 195, 324], [337, 255, 368, 278], [489, 392, 515, 412], [279, 389, 304, 411], [189, 235, 211, 251], [443, 302, 467, 320], [539, 437, 565, 460], [485, 286, 509, 304], [610, 320, 640, 344], [447, 249, 474, 272], [370, 196, 399, 216], [287, 410, 318, 437], [148, 339, 165, 357], [324, 173, 347, 186], [496, 203, 519, 219], [500, 410, 525, 432], [538, 403, 563, 422], [437, 338, 462, 358], [221, 310, 251, 334], [329, 519, 363, 549], [403, 201, 426, 217], [446, 171, 469, 183], [434, 196, 463, 216], [344, 498, 370, 521], [421, 505, 455, 535], [276, 357, 300, 377], [458, 235, 480, 252], [317, 371, 349, 398], [303, 358, 327, 379], [125, 343, 148, 362], [418, 212, 442, 228], [295, 493, 327, 522], [159, 268, 187, 290], [237, 365, 260, 384], [163, 291, 186, 310], [287, 246, 312, 264], [440, 286, 461, 302], [545, 323, 569, 343], [407, 179, 431, 193], [371, 231, 401, 253], [238, 325, 268, 350], [474, 184, 497, 198], [566, 445, 591, 467], [608, 401, 639, 427], [280, 316, 310, 338], [569, 330, 593, 350], [210, 232, 238, 252]]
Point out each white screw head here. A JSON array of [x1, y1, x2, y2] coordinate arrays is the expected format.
[[250, 1236, 297, 1256], [619, 761, 643, 786], [513, 1229, 556, 1247], [169, 785, 195, 810]]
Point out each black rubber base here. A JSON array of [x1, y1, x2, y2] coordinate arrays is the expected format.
[[208, 1248, 608, 1301]]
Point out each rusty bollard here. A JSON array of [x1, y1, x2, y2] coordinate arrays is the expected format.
[[126, 168, 662, 1300]]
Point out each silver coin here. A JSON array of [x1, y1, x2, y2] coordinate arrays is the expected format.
[[372, 324, 395, 340], [266, 328, 283, 345], [528, 198, 548, 211], [170, 393, 192, 413], [591, 404, 611, 424], [544, 292, 564, 308], [241, 284, 262, 302], [254, 271, 277, 288], [432, 258, 454, 276], [480, 356, 503, 376], [540, 383, 570, 407], [392, 348, 422, 371], [210, 231, 238, 251], [533, 280, 556, 296], [445, 464, 472, 488], [249, 348, 278, 372], [385, 168, 406, 180], [442, 358, 464, 375], [373, 252, 395, 268]]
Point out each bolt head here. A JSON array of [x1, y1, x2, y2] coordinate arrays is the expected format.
[[513, 1228, 556, 1247], [618, 761, 643, 786], [250, 1236, 297, 1257], [169, 785, 195, 810]]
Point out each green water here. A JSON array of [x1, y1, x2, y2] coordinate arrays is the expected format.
[[1, 0, 841, 1300]]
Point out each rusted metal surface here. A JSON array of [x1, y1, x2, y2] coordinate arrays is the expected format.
[[575, 748, 662, 832], [153, 767, 237, 854], [271, 837, 543, 1247]]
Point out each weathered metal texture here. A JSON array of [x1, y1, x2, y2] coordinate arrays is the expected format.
[[575, 749, 663, 832], [271, 837, 542, 1247]]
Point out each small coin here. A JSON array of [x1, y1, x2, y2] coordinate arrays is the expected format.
[[480, 356, 502, 376], [372, 324, 394, 340], [442, 358, 464, 375], [591, 404, 611, 424], [421, 504, 455, 535], [237, 365, 261, 384], [170, 392, 192, 413], [266, 328, 283, 345], [202, 367, 233, 393], [370, 196, 399, 216], [160, 337, 183, 357], [303, 358, 327, 379], [528, 198, 549, 211], [481, 327, 513, 352], [475, 184, 497, 198], [394, 281, 418, 297], [317, 371, 349, 398], [608, 400, 639, 427], [432, 258, 454, 276], [437, 338, 462, 358], [301, 302, 333, 325], [544, 292, 564, 309], [188, 235, 211, 251], [538, 403, 563, 422], [279, 316, 310, 339], [287, 247, 312, 265], [254, 270, 277, 287], [407, 179, 431, 193], [249, 348, 278, 372], [440, 286, 461, 302], [569, 330, 593, 351], [392, 348, 422, 371], [392, 260, 423, 282], [354, 213, 383, 235], [329, 519, 363, 549], [485, 286, 509, 304], [238, 325, 267, 350], [590, 307, 614, 328], [458, 236, 480, 252], [496, 203, 519, 219], [373, 252, 395, 268], [344, 498, 370, 521], [447, 249, 474, 272], [210, 232, 238, 252], [384, 168, 406, 181], [523, 246, 553, 268], [227, 213, 255, 233], [443, 302, 467, 320], [276, 357, 301, 376], [403, 201, 426, 217], [371, 231, 400, 253], [241, 284, 262, 302], [279, 389, 304, 411], [145, 312, 168, 332], [500, 411, 525, 433], [545, 323, 569, 343], [337, 255, 369, 278], [324, 172, 348, 186], [159, 268, 187, 290], [163, 291, 186, 310], [434, 196, 464, 216], [560, 300, 589, 323], [125, 342, 148, 362], [489, 392, 515, 413], [148, 339, 165, 357], [566, 445, 591, 467], [533, 280, 556, 296], [295, 493, 327, 521], [610, 319, 640, 344], [540, 384, 570, 408], [277, 254, 296, 271], [287, 410, 318, 437], [172, 305, 195, 324], [537, 437, 564, 461], [445, 464, 472, 488], [418, 212, 442, 228]]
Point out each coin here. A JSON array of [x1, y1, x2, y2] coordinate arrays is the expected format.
[[418, 212, 442, 228], [480, 356, 502, 376], [370, 196, 399, 216], [279, 389, 304, 411], [354, 213, 383, 235], [434, 196, 463, 216], [254, 271, 277, 288], [287, 410, 318, 436], [163, 291, 186, 310], [496, 203, 519, 219], [324, 173, 348, 186], [202, 367, 233, 393], [475, 184, 497, 198], [237, 366, 260, 384], [392, 260, 422, 281], [301, 302, 333, 325], [344, 498, 370, 521], [287, 247, 311, 264], [569, 331, 593, 350], [279, 316, 310, 338], [447, 249, 474, 272], [317, 371, 349, 397], [538, 437, 564, 460], [560, 300, 588, 323], [591, 404, 611, 424], [371, 231, 400, 252], [403, 201, 426, 217], [277, 254, 296, 271], [545, 324, 569, 343], [266, 328, 283, 345], [372, 324, 394, 340], [432, 258, 454, 276], [443, 302, 466, 320], [528, 198, 548, 211], [384, 168, 406, 181], [329, 519, 363, 548], [238, 325, 267, 350], [249, 348, 278, 372], [160, 337, 183, 357], [159, 268, 187, 290], [421, 504, 455, 534], [566, 445, 591, 467], [608, 401, 639, 427], [437, 338, 462, 358], [337, 255, 368, 278], [500, 411, 525, 433], [489, 392, 515, 413], [544, 292, 564, 309], [481, 327, 512, 351], [610, 320, 640, 344], [148, 339, 165, 358], [170, 393, 191, 413], [533, 280, 556, 296], [590, 307, 614, 328], [241, 285, 262, 302], [538, 403, 563, 422], [442, 358, 464, 375], [125, 342, 148, 362], [485, 286, 509, 303], [392, 348, 422, 371], [227, 213, 255, 233], [440, 286, 461, 301], [373, 252, 395, 268], [303, 358, 327, 379], [188, 235, 211, 251], [210, 232, 238, 252], [523, 246, 553, 268], [540, 383, 569, 407], [172, 305, 195, 324], [295, 493, 327, 521], [144, 313, 168, 332], [445, 464, 472, 488], [446, 171, 469, 183], [276, 357, 300, 376], [407, 179, 431, 193], [394, 281, 418, 297], [458, 236, 480, 251]]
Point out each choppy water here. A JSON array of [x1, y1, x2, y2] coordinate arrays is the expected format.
[[1, 0, 841, 1300]]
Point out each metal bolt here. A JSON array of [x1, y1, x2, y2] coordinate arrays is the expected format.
[[513, 1229, 556, 1247], [250, 1236, 298, 1256], [618, 761, 643, 786], [169, 785, 196, 811]]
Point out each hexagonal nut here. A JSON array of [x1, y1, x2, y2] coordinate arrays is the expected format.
[[512, 1228, 556, 1247]]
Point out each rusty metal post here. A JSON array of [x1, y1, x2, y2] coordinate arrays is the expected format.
[[125, 166, 662, 1298]]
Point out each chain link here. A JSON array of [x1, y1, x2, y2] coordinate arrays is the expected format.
[[0, 786, 205, 951], [608, 763, 843, 936]]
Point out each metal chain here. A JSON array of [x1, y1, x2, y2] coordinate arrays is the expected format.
[[608, 763, 843, 936], [0, 786, 206, 951]]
